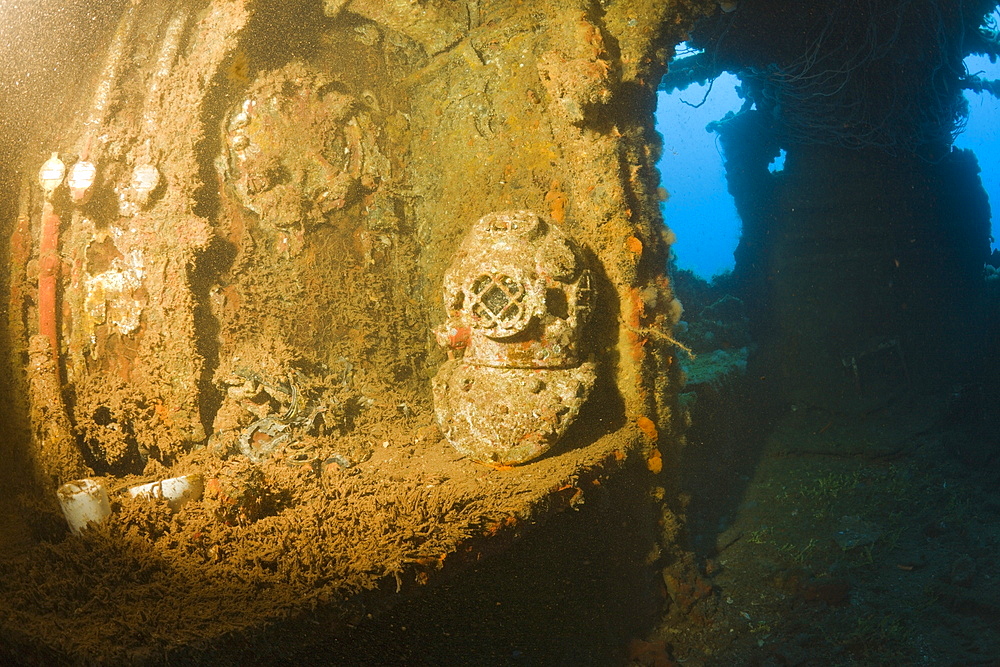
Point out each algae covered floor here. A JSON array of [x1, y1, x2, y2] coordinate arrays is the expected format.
[[648, 392, 1000, 666]]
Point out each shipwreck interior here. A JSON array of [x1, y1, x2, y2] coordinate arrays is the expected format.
[[0, 0, 998, 664]]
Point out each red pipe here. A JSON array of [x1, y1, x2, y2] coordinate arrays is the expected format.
[[38, 200, 60, 352]]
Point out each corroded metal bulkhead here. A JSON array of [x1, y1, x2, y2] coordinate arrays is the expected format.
[[432, 211, 595, 465]]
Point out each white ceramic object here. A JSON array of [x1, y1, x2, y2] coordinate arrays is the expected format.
[[57, 478, 112, 535], [38, 152, 66, 193], [118, 163, 161, 216], [128, 474, 203, 511], [130, 163, 160, 198], [67, 160, 98, 204]]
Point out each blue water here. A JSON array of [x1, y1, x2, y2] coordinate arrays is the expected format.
[[657, 58, 1000, 280], [958, 53, 1000, 256], [655, 73, 743, 279]]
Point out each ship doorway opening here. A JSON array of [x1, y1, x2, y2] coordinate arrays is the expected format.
[[960, 38, 1000, 254], [655, 49, 745, 280]]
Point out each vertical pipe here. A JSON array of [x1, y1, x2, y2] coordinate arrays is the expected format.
[[37, 200, 60, 352], [143, 5, 190, 138], [8, 178, 32, 345], [82, 0, 141, 152]]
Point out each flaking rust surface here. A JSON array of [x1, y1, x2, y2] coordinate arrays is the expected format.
[[0, 0, 707, 660]]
